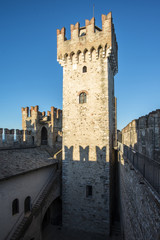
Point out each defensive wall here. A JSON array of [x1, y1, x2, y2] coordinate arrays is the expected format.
[[0, 105, 62, 150], [121, 109, 160, 162], [0, 128, 34, 148], [118, 142, 160, 240], [22, 105, 62, 148]]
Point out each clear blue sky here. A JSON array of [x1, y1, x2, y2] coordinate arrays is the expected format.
[[0, 0, 160, 130]]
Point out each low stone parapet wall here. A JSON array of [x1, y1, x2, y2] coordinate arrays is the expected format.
[[118, 144, 160, 240], [0, 128, 34, 148]]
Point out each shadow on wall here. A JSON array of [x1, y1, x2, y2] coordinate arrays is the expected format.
[[64, 145, 107, 163], [62, 145, 118, 235]]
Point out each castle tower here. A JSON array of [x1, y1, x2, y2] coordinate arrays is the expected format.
[[21, 105, 62, 149], [57, 12, 118, 235]]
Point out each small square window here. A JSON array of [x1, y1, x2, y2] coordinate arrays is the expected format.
[[86, 185, 92, 197], [83, 66, 87, 73]]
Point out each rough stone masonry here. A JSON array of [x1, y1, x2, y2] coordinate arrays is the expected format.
[[57, 12, 118, 235]]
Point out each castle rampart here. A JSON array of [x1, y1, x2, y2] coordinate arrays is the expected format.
[[121, 109, 160, 161], [0, 128, 33, 148], [22, 105, 62, 129], [22, 105, 62, 148], [57, 12, 118, 75]]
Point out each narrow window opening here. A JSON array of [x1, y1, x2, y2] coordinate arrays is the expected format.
[[86, 185, 92, 197], [12, 199, 19, 215], [83, 66, 87, 73], [24, 196, 31, 214], [79, 92, 87, 104]]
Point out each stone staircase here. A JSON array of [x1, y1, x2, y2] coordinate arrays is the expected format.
[[6, 169, 61, 240]]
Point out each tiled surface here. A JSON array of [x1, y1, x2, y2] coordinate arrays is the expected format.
[[0, 147, 56, 180]]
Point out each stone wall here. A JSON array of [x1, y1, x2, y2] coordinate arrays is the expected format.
[[122, 109, 160, 162], [22, 105, 62, 148], [118, 145, 160, 240], [58, 12, 118, 236], [0, 128, 33, 148], [0, 165, 57, 240]]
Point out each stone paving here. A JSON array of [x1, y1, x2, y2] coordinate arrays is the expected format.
[[43, 225, 122, 240], [0, 147, 57, 180]]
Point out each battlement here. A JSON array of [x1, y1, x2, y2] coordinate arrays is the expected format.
[[22, 105, 62, 123], [57, 12, 118, 75], [21, 105, 62, 148], [122, 109, 160, 134], [0, 128, 34, 149]]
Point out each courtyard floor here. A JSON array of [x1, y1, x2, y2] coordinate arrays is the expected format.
[[43, 225, 122, 240]]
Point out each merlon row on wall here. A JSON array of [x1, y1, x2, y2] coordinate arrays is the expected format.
[[57, 12, 115, 42], [122, 109, 160, 133], [57, 12, 118, 73], [22, 105, 62, 120], [0, 128, 34, 148]]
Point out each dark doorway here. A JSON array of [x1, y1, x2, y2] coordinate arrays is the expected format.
[[42, 208, 51, 230], [41, 127, 47, 145], [41, 197, 62, 231], [24, 196, 31, 214]]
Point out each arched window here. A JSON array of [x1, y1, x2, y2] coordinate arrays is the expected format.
[[82, 66, 87, 73], [24, 196, 31, 214], [79, 92, 87, 104], [12, 199, 19, 215], [41, 127, 47, 145]]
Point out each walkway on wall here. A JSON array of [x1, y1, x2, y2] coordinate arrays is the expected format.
[[43, 225, 122, 240], [118, 142, 160, 196]]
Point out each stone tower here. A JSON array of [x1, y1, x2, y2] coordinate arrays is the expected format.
[[21, 105, 62, 149], [57, 12, 118, 235]]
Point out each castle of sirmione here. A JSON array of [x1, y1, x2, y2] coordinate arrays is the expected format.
[[0, 12, 160, 240]]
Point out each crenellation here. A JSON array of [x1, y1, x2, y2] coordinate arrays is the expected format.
[[21, 105, 62, 148], [42, 111, 46, 116], [0, 128, 34, 148], [4, 129, 14, 146], [85, 17, 95, 37], [0, 128, 3, 144], [70, 22, 80, 41], [47, 111, 51, 117], [16, 129, 23, 144], [57, 12, 118, 75], [121, 109, 160, 161]]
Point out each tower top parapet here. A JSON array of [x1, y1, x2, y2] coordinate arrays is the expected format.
[[57, 12, 118, 74]]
